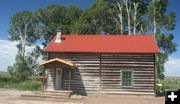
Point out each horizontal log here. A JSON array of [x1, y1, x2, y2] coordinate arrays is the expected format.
[[72, 61, 100, 63], [101, 53, 154, 56], [50, 53, 100, 56], [134, 77, 154, 79], [134, 73, 154, 76], [69, 59, 100, 61], [64, 84, 99, 87], [101, 61, 154, 64], [101, 66, 154, 68], [101, 59, 154, 62], [76, 64, 100, 66], [64, 87, 99, 90], [134, 82, 154, 84], [73, 75, 99, 78], [78, 67, 100, 69], [101, 73, 121, 76], [102, 87, 153, 90], [78, 70, 100, 73], [75, 73, 99, 76], [101, 91, 154, 95], [101, 79, 121, 81], [74, 72, 99, 74], [101, 76, 121, 79], [101, 67, 154, 70], [101, 64, 154, 67]]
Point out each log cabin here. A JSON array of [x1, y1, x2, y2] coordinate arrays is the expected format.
[[40, 30, 160, 96]]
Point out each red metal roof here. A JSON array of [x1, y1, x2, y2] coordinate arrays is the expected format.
[[44, 35, 160, 53]]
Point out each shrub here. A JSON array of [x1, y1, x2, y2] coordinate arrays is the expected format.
[[0, 74, 10, 82]]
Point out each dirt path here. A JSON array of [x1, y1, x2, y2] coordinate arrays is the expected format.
[[0, 89, 164, 104], [82, 94, 164, 104], [0, 89, 77, 104]]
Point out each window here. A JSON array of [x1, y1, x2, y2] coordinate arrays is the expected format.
[[121, 70, 133, 87]]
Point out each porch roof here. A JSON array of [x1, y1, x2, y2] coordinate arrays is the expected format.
[[40, 58, 76, 69]]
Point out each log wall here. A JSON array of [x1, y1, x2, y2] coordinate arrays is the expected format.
[[100, 53, 155, 95], [50, 53, 101, 95], [46, 69, 55, 90], [48, 52, 155, 95]]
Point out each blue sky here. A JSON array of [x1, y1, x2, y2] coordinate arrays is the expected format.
[[0, 0, 180, 76]]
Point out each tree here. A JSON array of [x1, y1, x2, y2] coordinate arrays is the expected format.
[[107, 0, 148, 35], [147, 0, 177, 81], [8, 46, 42, 81], [156, 34, 177, 80], [66, 5, 83, 34], [108, 0, 124, 34], [73, 0, 112, 34], [107, 0, 177, 80], [25, 46, 42, 75], [8, 11, 40, 80], [8, 11, 39, 58], [8, 54, 31, 80], [36, 5, 82, 47], [123, 0, 132, 35], [132, 0, 145, 35]]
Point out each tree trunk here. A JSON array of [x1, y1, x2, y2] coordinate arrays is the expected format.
[[112, 0, 124, 34], [116, 1, 124, 34], [124, 0, 131, 35], [153, 16, 157, 39], [133, 2, 138, 35], [21, 41, 26, 57], [18, 26, 26, 58]]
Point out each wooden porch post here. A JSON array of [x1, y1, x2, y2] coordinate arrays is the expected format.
[[42, 68, 45, 90], [68, 71, 71, 91]]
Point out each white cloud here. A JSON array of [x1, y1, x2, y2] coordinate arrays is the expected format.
[[0, 39, 42, 72], [164, 56, 180, 76], [0, 40, 18, 72]]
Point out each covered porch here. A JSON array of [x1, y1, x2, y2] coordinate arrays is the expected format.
[[40, 58, 76, 91]]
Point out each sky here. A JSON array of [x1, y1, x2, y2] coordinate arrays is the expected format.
[[0, 0, 180, 76]]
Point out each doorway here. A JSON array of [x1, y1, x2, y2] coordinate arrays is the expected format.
[[55, 68, 63, 90]]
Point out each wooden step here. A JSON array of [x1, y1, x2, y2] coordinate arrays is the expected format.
[[42, 90, 72, 93], [34, 92, 69, 96], [21, 90, 81, 101], [21, 94, 79, 100], [20, 96, 80, 103]]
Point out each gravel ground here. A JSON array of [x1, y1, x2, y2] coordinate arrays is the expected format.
[[82, 94, 165, 104], [0, 89, 164, 104]]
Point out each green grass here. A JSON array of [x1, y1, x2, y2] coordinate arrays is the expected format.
[[0, 74, 42, 91], [156, 76, 180, 94], [162, 78, 180, 90]]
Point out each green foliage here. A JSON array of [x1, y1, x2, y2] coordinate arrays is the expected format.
[[0, 74, 10, 82], [8, 54, 32, 81], [146, 0, 177, 80], [8, 10, 39, 49], [8, 46, 42, 81], [157, 34, 177, 54], [156, 34, 177, 79], [73, 0, 112, 34], [8, 10, 41, 81], [35, 4, 82, 47]]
